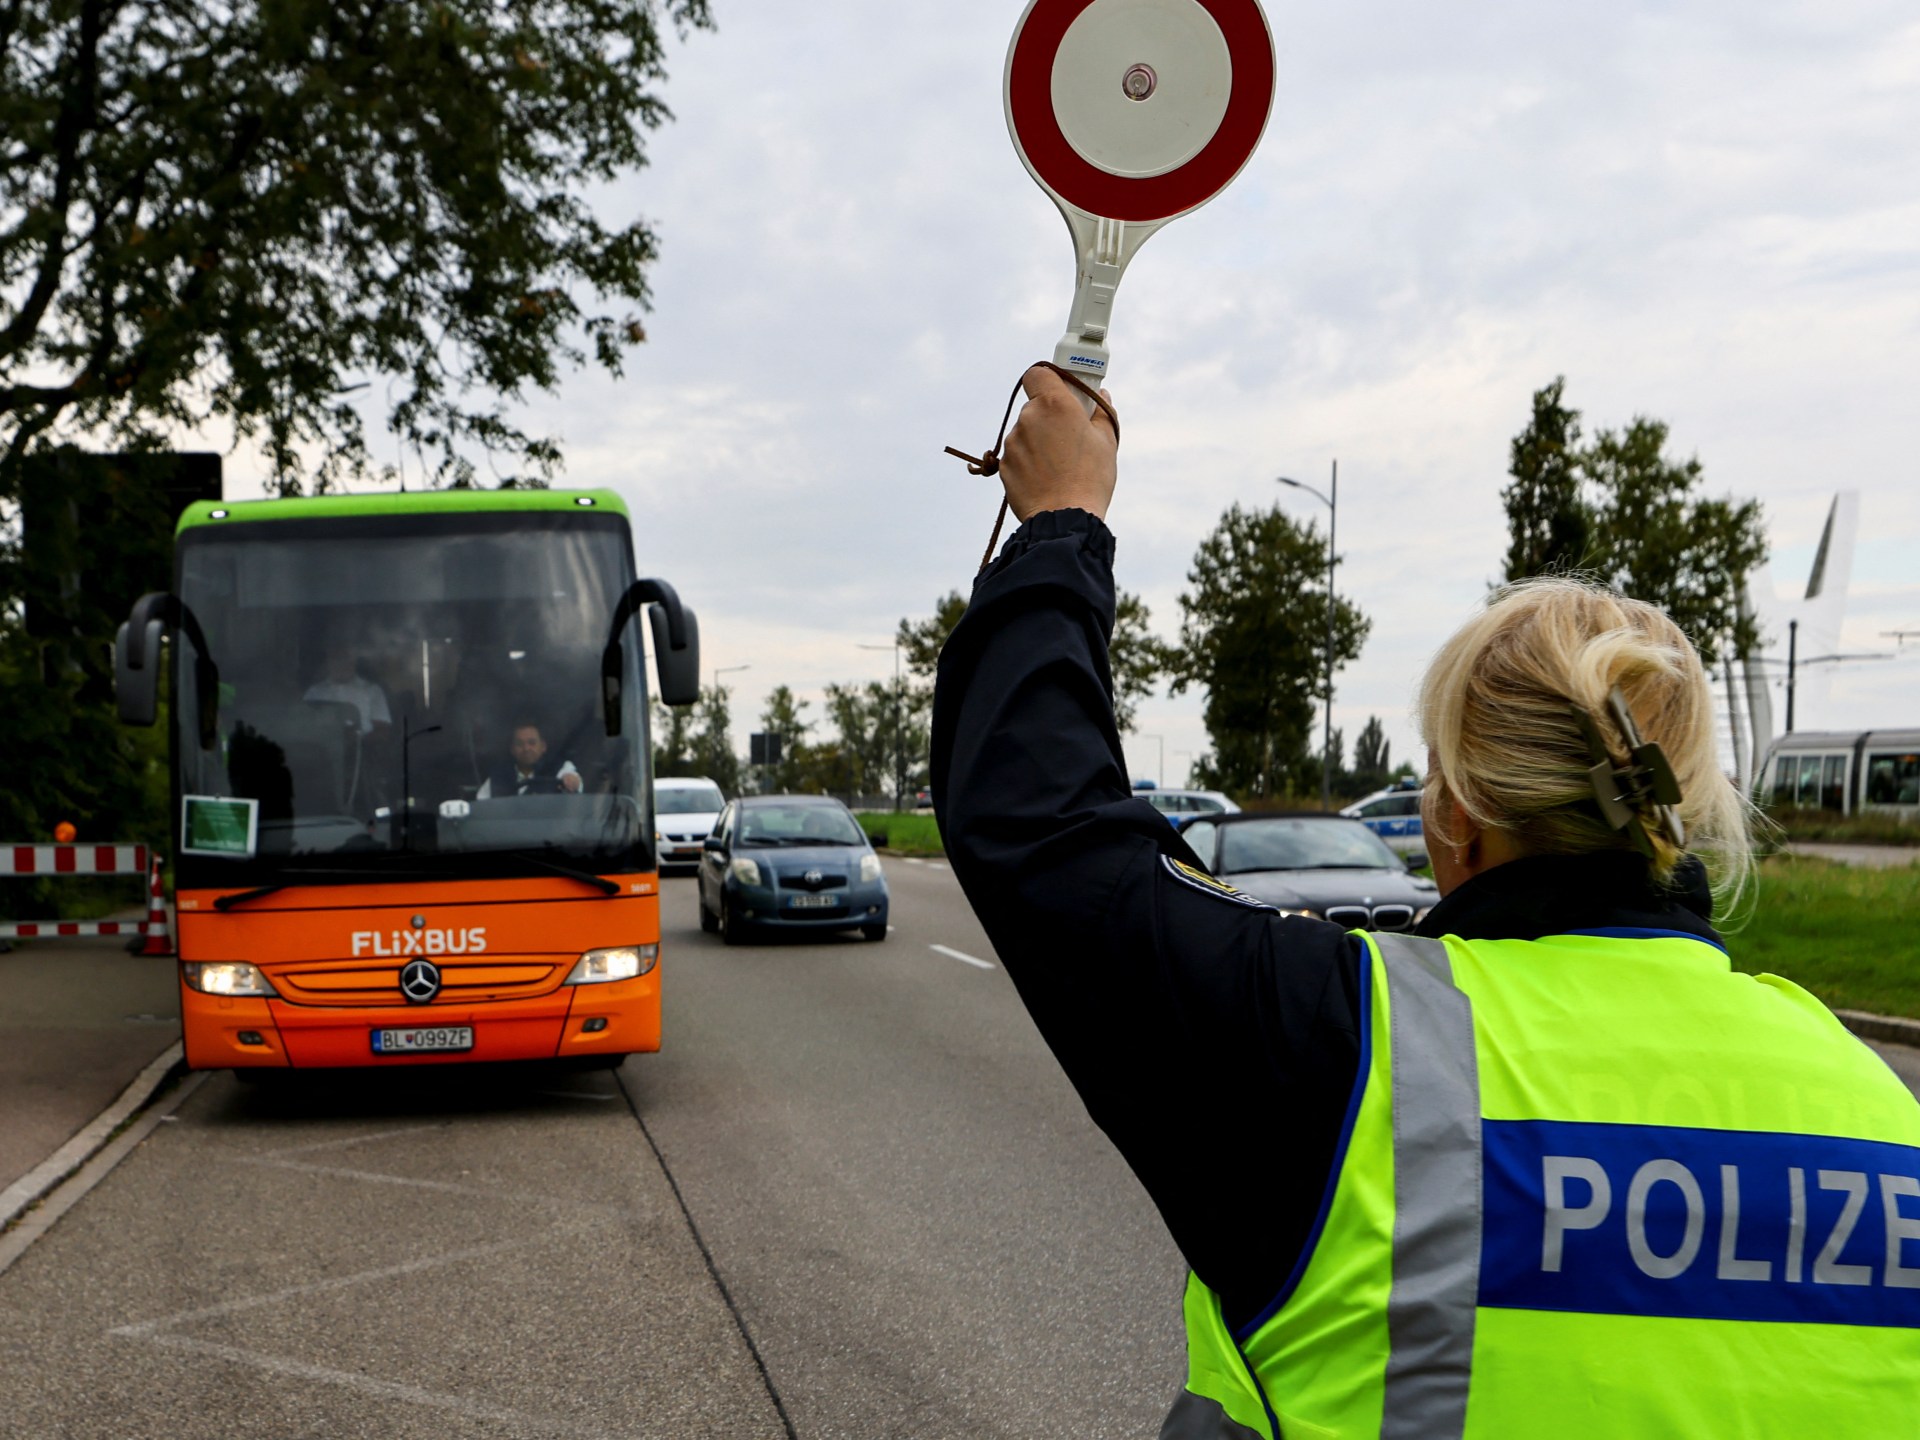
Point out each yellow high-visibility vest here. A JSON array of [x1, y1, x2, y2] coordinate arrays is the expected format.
[[1171, 929, 1920, 1439]]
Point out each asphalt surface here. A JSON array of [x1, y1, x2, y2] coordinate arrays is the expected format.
[[0, 930, 180, 1196], [0, 859, 1187, 1439]]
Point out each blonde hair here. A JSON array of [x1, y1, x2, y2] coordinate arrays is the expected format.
[[1418, 577, 1755, 915]]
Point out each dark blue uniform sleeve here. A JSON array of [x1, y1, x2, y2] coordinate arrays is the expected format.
[[930, 508, 1367, 1331]]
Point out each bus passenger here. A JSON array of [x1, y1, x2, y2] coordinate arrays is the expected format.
[[303, 637, 392, 738], [476, 721, 582, 798]]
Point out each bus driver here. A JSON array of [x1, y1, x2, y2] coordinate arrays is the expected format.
[[476, 721, 582, 799]]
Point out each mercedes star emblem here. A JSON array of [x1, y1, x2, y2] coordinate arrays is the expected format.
[[399, 958, 441, 1005]]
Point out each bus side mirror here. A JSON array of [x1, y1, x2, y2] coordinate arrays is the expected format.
[[117, 591, 220, 748], [115, 620, 161, 726], [649, 604, 700, 708], [603, 578, 703, 735]]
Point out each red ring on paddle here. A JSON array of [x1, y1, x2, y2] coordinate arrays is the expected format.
[[1008, 0, 1274, 224]]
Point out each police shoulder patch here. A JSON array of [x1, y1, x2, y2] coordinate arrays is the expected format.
[[1160, 854, 1273, 910]]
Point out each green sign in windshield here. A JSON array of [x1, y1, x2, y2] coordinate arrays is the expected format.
[[181, 796, 259, 858]]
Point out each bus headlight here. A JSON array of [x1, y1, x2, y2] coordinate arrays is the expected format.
[[729, 857, 762, 886], [860, 853, 883, 883], [565, 944, 658, 984], [183, 961, 279, 997]]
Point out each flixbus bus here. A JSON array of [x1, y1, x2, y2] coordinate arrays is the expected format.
[[113, 489, 700, 1074]]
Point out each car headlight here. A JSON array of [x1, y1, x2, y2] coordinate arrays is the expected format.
[[1274, 908, 1320, 920], [183, 961, 278, 997], [860, 853, 883, 884], [1413, 906, 1433, 924], [565, 944, 658, 984], [730, 857, 763, 886]]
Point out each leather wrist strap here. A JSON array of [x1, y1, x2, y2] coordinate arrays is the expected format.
[[944, 362, 1120, 573]]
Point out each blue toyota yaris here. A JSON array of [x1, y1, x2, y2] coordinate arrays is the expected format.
[[696, 795, 890, 945]]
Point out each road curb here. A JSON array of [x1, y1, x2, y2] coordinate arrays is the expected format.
[[0, 1041, 185, 1231], [1836, 1010, 1920, 1050]]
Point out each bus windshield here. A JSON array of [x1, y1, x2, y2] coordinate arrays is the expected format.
[[172, 509, 651, 885]]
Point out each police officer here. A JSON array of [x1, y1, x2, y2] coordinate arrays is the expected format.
[[930, 367, 1920, 1438]]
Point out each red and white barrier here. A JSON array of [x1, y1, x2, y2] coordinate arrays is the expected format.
[[0, 843, 170, 950], [2, 845, 148, 876]]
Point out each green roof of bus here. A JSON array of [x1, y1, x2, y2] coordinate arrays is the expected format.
[[175, 488, 629, 535]]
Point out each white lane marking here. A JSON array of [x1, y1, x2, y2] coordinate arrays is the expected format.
[[929, 944, 994, 970], [237, 1158, 483, 1194], [131, 1334, 616, 1439], [110, 1234, 551, 1336], [258, 1123, 443, 1159]]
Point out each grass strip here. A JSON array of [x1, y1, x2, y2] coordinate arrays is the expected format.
[[855, 811, 943, 857], [1729, 855, 1920, 1018]]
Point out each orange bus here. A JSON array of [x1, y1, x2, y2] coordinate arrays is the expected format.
[[114, 489, 699, 1073]]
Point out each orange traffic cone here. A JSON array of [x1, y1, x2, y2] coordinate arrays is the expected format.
[[140, 856, 173, 956]]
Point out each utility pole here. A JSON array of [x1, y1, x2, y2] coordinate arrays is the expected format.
[[858, 642, 905, 810], [1785, 620, 1796, 733], [1277, 459, 1339, 810]]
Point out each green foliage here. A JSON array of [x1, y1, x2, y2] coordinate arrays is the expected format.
[[1733, 856, 1920, 1017], [0, 0, 712, 491], [1352, 715, 1392, 793], [650, 696, 696, 779], [1500, 378, 1588, 580], [1500, 378, 1768, 664], [823, 677, 925, 803], [689, 683, 739, 795], [753, 683, 814, 793], [1168, 502, 1371, 800], [898, 584, 1164, 733]]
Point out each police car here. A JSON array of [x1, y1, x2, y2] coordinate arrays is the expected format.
[[1340, 779, 1427, 862], [1133, 781, 1242, 831]]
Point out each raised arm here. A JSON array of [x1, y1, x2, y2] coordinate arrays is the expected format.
[[930, 374, 1369, 1330]]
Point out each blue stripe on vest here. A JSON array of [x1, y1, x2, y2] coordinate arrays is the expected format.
[[1481, 1119, 1920, 1328]]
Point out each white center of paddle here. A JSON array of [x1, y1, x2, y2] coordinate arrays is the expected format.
[[1050, 0, 1233, 179]]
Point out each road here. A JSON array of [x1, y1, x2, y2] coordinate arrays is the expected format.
[[0, 860, 1188, 1439]]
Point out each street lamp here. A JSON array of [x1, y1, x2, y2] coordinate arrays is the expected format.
[[712, 663, 750, 693], [1277, 460, 1339, 811], [859, 641, 905, 811], [1138, 733, 1164, 787]]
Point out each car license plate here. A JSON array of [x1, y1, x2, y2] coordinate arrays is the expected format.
[[371, 1025, 473, 1054], [788, 894, 838, 909]]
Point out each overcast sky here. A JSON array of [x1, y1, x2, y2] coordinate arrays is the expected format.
[[235, 0, 1920, 787]]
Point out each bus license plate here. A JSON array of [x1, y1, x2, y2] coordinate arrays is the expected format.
[[372, 1025, 474, 1054], [788, 894, 838, 909]]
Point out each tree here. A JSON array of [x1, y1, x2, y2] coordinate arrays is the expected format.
[[1167, 503, 1370, 800], [898, 585, 1165, 732], [0, 0, 712, 493], [755, 684, 813, 793], [651, 698, 695, 779], [688, 683, 739, 795], [1352, 715, 1391, 793], [1581, 418, 1767, 664], [1499, 380, 1768, 664], [823, 679, 924, 803], [1500, 377, 1588, 580]]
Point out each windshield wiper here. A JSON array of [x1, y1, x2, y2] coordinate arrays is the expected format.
[[505, 849, 621, 896]]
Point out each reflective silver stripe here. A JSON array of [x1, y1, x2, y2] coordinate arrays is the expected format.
[[1159, 1389, 1268, 1440], [1375, 932, 1481, 1440]]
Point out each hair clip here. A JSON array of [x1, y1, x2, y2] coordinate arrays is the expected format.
[[1571, 688, 1685, 858]]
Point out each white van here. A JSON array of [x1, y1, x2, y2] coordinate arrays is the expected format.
[[656, 776, 728, 872]]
